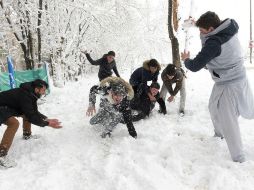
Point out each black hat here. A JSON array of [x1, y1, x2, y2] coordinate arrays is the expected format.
[[110, 82, 126, 96], [108, 51, 115, 57], [150, 82, 160, 89], [147, 59, 158, 67], [165, 64, 176, 76]]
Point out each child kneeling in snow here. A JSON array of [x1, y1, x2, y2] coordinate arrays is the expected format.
[[86, 77, 137, 138]]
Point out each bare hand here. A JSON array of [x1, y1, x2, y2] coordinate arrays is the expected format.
[[86, 106, 96, 116], [167, 96, 174, 102], [47, 119, 62, 129], [181, 51, 190, 61]]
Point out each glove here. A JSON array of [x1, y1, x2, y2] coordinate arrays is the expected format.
[[128, 129, 137, 139]]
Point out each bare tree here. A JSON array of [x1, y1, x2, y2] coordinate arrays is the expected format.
[[168, 0, 181, 67], [37, 0, 43, 64]]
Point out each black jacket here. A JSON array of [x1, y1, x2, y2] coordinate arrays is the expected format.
[[85, 53, 120, 81], [0, 82, 49, 126], [130, 90, 166, 122]]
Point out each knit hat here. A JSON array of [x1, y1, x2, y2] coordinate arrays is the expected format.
[[107, 51, 115, 57], [147, 59, 158, 67], [150, 82, 160, 89], [165, 64, 176, 76]]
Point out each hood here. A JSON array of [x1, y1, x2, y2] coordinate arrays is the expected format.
[[143, 60, 161, 71], [100, 76, 134, 100], [201, 19, 239, 45]]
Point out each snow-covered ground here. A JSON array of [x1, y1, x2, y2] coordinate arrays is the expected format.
[[1, 65, 254, 190]]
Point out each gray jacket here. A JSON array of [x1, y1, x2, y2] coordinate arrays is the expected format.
[[184, 19, 246, 84]]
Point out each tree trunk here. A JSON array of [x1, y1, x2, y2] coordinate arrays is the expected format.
[[168, 0, 181, 67], [37, 0, 43, 64]]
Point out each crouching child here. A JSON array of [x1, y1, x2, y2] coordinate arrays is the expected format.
[[86, 77, 137, 138]]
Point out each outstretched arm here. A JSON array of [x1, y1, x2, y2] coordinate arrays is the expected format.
[[112, 65, 120, 77], [85, 53, 101, 65]]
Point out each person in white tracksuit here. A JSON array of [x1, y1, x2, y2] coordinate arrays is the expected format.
[[181, 11, 254, 162]]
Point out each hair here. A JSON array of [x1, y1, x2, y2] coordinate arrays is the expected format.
[[165, 64, 176, 76], [196, 11, 221, 30], [150, 82, 160, 90], [107, 51, 115, 57], [147, 59, 159, 68], [32, 79, 48, 89]]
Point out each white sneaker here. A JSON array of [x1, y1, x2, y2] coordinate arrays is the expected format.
[[0, 156, 17, 168]]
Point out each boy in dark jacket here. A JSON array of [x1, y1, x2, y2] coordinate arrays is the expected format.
[[160, 64, 186, 115], [82, 50, 120, 81], [130, 82, 166, 122], [0, 79, 62, 168], [129, 59, 161, 98], [86, 77, 137, 138]]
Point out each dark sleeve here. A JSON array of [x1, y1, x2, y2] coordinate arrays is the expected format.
[[20, 98, 49, 127], [164, 81, 174, 96], [157, 97, 166, 113], [123, 108, 137, 135], [132, 112, 146, 122], [89, 85, 108, 106], [171, 72, 183, 96], [38, 112, 47, 120], [85, 53, 101, 65], [112, 64, 120, 77], [184, 39, 221, 72], [152, 72, 159, 82], [139, 83, 149, 95], [89, 85, 100, 106]]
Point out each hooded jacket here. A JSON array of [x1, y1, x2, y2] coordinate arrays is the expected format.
[[0, 82, 49, 126], [89, 77, 136, 135], [161, 67, 184, 96], [184, 19, 246, 84], [85, 53, 120, 81], [129, 60, 161, 94]]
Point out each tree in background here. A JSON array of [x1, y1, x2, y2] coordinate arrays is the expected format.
[[0, 0, 172, 86], [168, 0, 181, 67]]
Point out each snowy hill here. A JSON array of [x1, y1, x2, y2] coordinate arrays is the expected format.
[[1, 66, 254, 190]]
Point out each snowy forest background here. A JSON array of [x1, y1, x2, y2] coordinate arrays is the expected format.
[[0, 0, 252, 86]]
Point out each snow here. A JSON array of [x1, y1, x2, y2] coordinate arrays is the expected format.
[[1, 66, 254, 190]]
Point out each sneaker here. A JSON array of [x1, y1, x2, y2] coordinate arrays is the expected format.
[[101, 132, 111, 138], [213, 132, 224, 139], [179, 110, 185, 117], [0, 156, 17, 168], [23, 134, 41, 140]]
